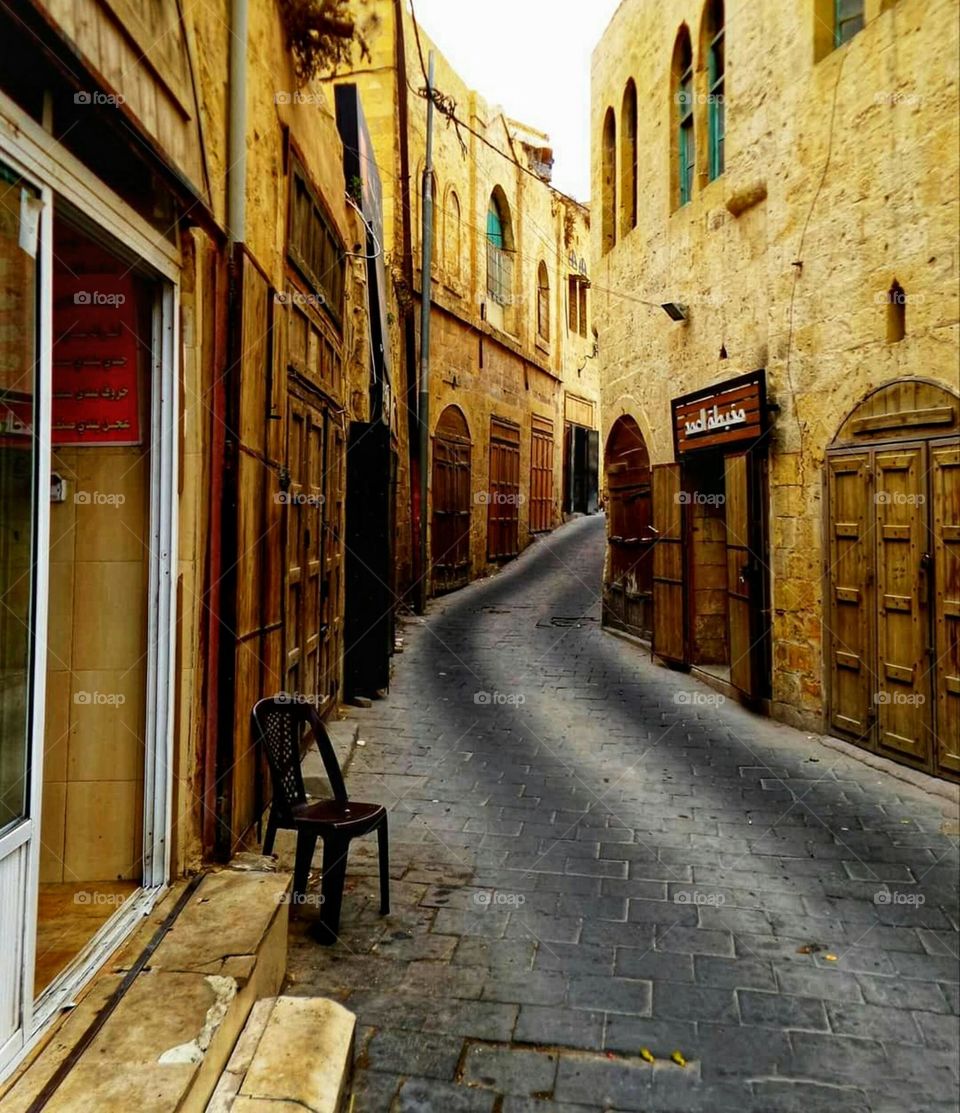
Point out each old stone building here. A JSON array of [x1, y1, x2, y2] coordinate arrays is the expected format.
[[593, 0, 959, 780], [332, 1, 600, 599]]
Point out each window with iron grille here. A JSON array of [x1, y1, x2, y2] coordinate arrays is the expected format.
[[288, 157, 345, 322]]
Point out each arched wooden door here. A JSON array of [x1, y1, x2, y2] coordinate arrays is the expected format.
[[826, 378, 960, 781], [432, 406, 472, 594], [603, 416, 655, 639]]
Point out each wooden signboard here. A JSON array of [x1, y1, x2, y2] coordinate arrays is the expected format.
[[672, 370, 767, 456]]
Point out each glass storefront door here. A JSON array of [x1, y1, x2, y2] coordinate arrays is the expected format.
[[0, 158, 45, 1071]]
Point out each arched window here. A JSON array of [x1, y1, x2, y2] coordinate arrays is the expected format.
[[486, 190, 513, 308], [620, 81, 638, 235], [601, 107, 617, 253], [445, 189, 462, 279], [672, 27, 695, 207], [704, 0, 725, 181], [536, 261, 550, 342]]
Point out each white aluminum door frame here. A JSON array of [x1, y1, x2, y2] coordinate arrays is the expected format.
[[0, 90, 180, 1077], [0, 158, 52, 1079]]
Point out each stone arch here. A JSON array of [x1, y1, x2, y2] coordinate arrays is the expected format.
[[830, 377, 959, 448]]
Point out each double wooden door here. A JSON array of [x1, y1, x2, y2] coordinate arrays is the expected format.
[[827, 441, 960, 777], [652, 453, 770, 702]]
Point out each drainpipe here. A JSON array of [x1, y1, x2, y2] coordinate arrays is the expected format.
[[213, 0, 248, 858]]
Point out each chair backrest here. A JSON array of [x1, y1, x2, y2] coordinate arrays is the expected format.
[[251, 698, 349, 816]]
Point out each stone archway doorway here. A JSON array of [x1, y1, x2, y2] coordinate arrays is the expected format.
[[603, 415, 655, 640], [432, 405, 472, 595]]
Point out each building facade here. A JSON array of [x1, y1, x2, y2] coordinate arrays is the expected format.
[[332, 1, 601, 601], [0, 0, 375, 1083], [593, 0, 959, 781]]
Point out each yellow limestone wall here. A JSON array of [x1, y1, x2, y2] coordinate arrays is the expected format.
[[591, 0, 959, 728]]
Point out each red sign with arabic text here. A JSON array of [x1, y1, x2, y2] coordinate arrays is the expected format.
[[52, 272, 141, 446]]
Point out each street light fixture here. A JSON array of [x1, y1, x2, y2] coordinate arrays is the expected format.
[[661, 302, 688, 322]]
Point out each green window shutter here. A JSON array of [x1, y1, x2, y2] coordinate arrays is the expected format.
[[835, 0, 864, 46], [708, 27, 725, 181], [678, 66, 695, 205]]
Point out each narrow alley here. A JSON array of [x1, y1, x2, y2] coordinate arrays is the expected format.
[[286, 516, 960, 1113]]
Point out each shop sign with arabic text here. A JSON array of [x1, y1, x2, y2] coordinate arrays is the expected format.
[[671, 370, 768, 456]]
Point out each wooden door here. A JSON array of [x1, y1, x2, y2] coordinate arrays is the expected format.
[[586, 430, 600, 513], [874, 447, 931, 765], [284, 400, 306, 695], [432, 408, 472, 594], [652, 463, 685, 663], [826, 454, 874, 739], [301, 410, 324, 698], [488, 418, 521, 559], [931, 442, 960, 776], [725, 453, 762, 699], [320, 416, 345, 704], [529, 417, 554, 533]]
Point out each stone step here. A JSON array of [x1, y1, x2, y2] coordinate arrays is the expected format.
[[1, 868, 291, 1113], [206, 996, 356, 1113]]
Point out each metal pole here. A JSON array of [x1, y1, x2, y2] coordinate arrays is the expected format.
[[417, 51, 436, 614]]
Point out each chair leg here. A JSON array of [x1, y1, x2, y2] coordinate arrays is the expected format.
[[377, 816, 390, 916], [292, 831, 317, 905], [316, 835, 349, 945], [262, 808, 279, 857]]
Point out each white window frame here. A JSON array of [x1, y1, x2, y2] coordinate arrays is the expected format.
[[0, 90, 180, 1079]]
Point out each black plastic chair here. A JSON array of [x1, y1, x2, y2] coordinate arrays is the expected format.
[[251, 697, 389, 944]]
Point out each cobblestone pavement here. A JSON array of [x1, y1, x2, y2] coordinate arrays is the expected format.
[[286, 515, 960, 1113]]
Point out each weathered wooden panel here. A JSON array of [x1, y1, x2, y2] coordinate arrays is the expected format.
[[833, 380, 960, 447], [652, 463, 685, 664], [874, 447, 931, 765], [725, 453, 759, 699], [37, 0, 207, 195], [826, 454, 873, 740], [932, 442, 960, 776], [604, 416, 653, 641]]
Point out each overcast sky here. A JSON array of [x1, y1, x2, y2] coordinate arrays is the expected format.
[[409, 0, 623, 201]]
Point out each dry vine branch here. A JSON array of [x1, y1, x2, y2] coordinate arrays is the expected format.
[[279, 0, 374, 84]]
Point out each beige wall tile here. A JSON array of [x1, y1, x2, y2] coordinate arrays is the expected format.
[[73, 449, 149, 563], [72, 561, 146, 672], [64, 780, 141, 882], [67, 668, 145, 782], [39, 781, 66, 884], [46, 562, 75, 672]]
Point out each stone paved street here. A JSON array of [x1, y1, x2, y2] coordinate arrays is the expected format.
[[286, 516, 960, 1113]]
